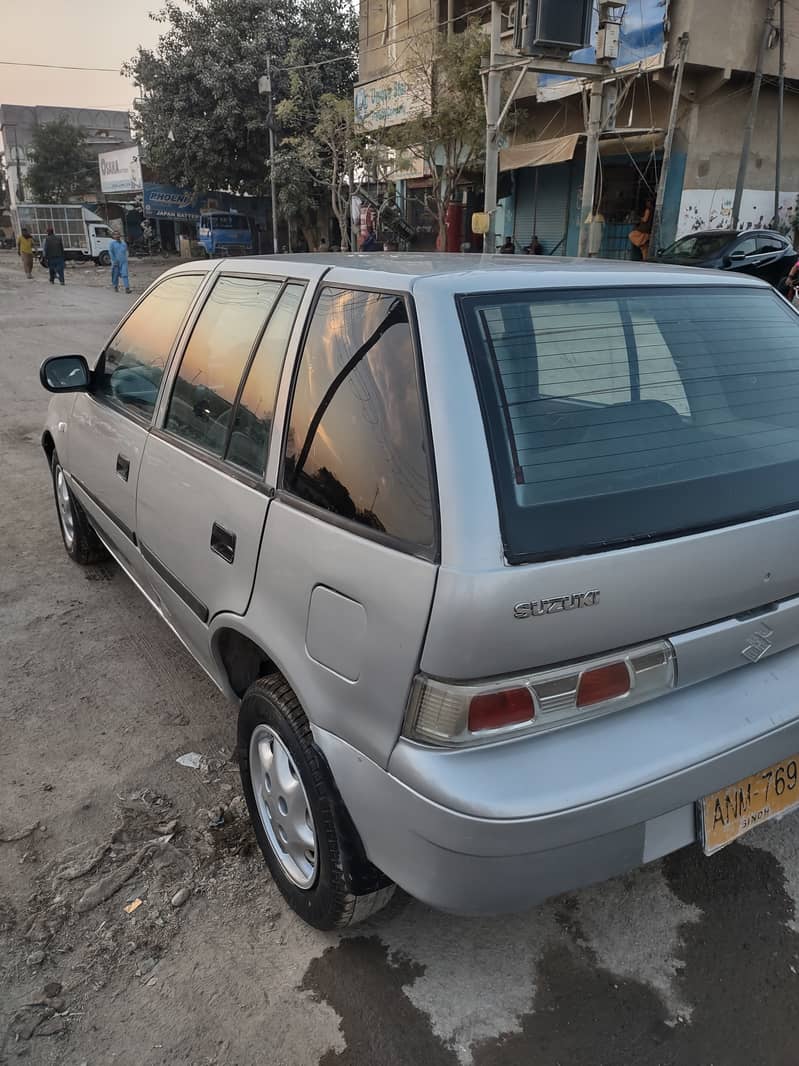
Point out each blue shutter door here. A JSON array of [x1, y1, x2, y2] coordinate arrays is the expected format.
[[512, 162, 573, 255]]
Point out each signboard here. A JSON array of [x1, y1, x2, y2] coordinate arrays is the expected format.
[[354, 72, 431, 130], [537, 0, 669, 102], [98, 147, 143, 195], [143, 183, 201, 220], [386, 148, 430, 182]]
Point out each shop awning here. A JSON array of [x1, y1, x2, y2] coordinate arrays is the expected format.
[[499, 133, 580, 172], [499, 129, 665, 172]]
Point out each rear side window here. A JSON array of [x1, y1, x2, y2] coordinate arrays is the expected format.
[[283, 287, 435, 550], [226, 283, 304, 475], [97, 273, 202, 418], [460, 285, 799, 562], [165, 276, 282, 455]]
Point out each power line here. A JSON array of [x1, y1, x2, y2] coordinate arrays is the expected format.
[[0, 60, 123, 73]]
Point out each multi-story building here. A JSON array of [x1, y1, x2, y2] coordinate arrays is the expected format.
[[356, 0, 799, 254], [0, 104, 132, 207]]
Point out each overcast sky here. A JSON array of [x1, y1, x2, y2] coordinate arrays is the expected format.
[[1, 0, 169, 113]]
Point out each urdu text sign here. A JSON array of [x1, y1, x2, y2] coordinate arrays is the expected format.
[[354, 73, 431, 131]]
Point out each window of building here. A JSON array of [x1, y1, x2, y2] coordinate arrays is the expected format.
[[226, 283, 304, 475], [96, 273, 203, 419], [283, 287, 435, 548], [165, 275, 282, 456]]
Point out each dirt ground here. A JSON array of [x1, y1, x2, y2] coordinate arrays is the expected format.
[[2, 248, 799, 1066]]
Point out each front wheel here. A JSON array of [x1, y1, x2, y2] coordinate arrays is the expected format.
[[97, 250, 111, 267], [50, 452, 108, 565], [238, 675, 394, 929]]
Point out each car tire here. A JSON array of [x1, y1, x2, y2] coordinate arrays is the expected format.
[[238, 675, 395, 929], [97, 251, 111, 267], [50, 452, 108, 565]]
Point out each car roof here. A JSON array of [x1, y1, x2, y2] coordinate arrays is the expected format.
[[682, 228, 785, 239], [199, 252, 772, 294]]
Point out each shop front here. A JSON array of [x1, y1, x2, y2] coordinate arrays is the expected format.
[[500, 129, 685, 259]]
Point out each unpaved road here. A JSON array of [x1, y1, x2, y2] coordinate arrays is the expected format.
[[2, 248, 799, 1066]]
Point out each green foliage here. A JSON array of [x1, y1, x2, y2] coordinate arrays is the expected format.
[[125, 0, 357, 211], [386, 23, 489, 238], [25, 120, 95, 203]]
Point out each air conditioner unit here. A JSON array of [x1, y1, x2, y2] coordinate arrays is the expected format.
[[521, 0, 593, 58]]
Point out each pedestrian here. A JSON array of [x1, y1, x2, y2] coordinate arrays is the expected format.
[[43, 227, 65, 285], [628, 198, 654, 261], [17, 227, 34, 279], [500, 236, 515, 254], [109, 231, 131, 293], [360, 230, 379, 252], [317, 236, 329, 253], [524, 235, 543, 255]]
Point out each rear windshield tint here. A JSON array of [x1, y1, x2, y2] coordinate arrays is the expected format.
[[459, 285, 799, 562]]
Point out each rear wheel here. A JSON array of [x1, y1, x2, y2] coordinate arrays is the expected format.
[[238, 675, 394, 929], [50, 452, 108, 565]]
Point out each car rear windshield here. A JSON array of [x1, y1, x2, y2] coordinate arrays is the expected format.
[[459, 285, 799, 563]]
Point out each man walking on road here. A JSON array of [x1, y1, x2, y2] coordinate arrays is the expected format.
[[43, 227, 66, 285], [109, 231, 131, 293], [17, 227, 34, 279]]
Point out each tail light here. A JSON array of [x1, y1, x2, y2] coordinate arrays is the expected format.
[[404, 640, 675, 746]]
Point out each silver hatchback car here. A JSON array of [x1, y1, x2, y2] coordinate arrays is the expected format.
[[40, 254, 799, 929]]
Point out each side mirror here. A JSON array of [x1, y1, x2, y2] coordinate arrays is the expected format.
[[728, 250, 747, 261], [39, 355, 91, 393], [655, 248, 664, 257]]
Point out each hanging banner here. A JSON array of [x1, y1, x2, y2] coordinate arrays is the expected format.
[[537, 0, 670, 102]]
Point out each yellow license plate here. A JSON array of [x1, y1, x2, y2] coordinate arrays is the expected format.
[[701, 754, 799, 855]]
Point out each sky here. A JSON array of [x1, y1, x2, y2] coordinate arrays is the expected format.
[[1, 0, 170, 112]]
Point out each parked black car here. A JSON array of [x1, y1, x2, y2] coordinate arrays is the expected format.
[[657, 228, 797, 286]]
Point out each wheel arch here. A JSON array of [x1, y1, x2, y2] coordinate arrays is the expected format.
[[212, 625, 281, 700], [41, 429, 56, 465]]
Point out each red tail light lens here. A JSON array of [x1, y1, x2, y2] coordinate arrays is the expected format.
[[468, 687, 535, 732], [576, 662, 630, 708]]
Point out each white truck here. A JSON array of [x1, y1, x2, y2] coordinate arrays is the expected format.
[[12, 204, 114, 265]]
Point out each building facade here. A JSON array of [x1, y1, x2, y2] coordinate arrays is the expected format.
[[0, 104, 132, 207], [356, 0, 799, 253]]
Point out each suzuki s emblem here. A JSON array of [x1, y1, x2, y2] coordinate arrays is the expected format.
[[742, 624, 774, 663], [514, 590, 600, 620]]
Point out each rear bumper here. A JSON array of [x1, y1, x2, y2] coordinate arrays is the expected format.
[[315, 646, 799, 914]]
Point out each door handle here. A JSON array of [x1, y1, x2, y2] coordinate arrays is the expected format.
[[210, 523, 236, 564], [116, 454, 130, 482]]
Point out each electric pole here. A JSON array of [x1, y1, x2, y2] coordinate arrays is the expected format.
[[258, 59, 280, 254], [650, 33, 689, 255], [484, 0, 503, 254], [577, 79, 605, 257], [732, 0, 778, 230], [775, 0, 785, 224]]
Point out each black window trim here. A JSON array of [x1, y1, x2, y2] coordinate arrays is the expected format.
[[89, 271, 211, 429], [277, 281, 440, 564], [157, 271, 308, 486], [457, 280, 797, 564]]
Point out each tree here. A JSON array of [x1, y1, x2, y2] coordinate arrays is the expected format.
[[26, 119, 95, 203], [125, 0, 357, 214], [278, 93, 364, 249], [381, 23, 490, 245]]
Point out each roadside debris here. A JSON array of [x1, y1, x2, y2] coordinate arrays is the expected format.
[[176, 752, 203, 769], [124, 898, 143, 914], [171, 886, 191, 908], [0, 821, 43, 843]]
